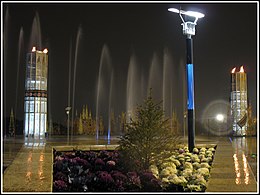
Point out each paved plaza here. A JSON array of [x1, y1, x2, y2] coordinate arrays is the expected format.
[[1, 135, 258, 193]]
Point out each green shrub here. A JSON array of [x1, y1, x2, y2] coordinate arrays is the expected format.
[[117, 90, 181, 172]]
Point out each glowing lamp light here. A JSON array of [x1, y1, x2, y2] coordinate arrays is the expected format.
[[216, 114, 224, 122], [231, 67, 236, 73], [239, 66, 244, 73], [32, 47, 36, 52], [168, 8, 205, 18], [168, 8, 204, 36], [43, 48, 48, 54]]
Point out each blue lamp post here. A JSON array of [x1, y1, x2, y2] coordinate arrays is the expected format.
[[168, 8, 204, 152]]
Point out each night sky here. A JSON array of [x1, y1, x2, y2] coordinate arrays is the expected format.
[[2, 2, 258, 130]]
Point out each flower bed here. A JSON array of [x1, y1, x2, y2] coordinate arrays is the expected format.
[[52, 146, 216, 192]]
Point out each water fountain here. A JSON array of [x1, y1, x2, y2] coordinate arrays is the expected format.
[[3, 7, 10, 136], [126, 53, 142, 122], [71, 25, 82, 137], [163, 47, 174, 117], [108, 70, 114, 144], [15, 27, 24, 126], [66, 38, 73, 143], [147, 52, 163, 104], [96, 44, 113, 140], [29, 11, 42, 50]]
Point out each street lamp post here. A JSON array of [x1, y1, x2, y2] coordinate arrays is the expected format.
[[168, 8, 204, 152], [65, 106, 71, 143]]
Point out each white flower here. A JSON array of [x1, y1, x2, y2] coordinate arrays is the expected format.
[[182, 168, 193, 178], [184, 162, 193, 170], [191, 154, 200, 163], [169, 176, 187, 185], [206, 150, 213, 156], [185, 152, 192, 157], [208, 147, 215, 152], [177, 154, 185, 159], [200, 162, 210, 169], [186, 184, 201, 191], [198, 154, 205, 160], [200, 147, 206, 152], [149, 164, 159, 177], [191, 172, 203, 180], [197, 168, 210, 177], [161, 161, 176, 169], [165, 166, 177, 174], [195, 176, 207, 187], [207, 156, 213, 163], [184, 156, 191, 162], [178, 157, 185, 163], [162, 177, 170, 184], [193, 147, 199, 154], [192, 162, 201, 169], [160, 168, 171, 177], [168, 174, 178, 180], [171, 158, 181, 167], [201, 157, 209, 163], [184, 146, 189, 152]]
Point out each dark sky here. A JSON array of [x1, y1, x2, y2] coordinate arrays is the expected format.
[[2, 1, 258, 128]]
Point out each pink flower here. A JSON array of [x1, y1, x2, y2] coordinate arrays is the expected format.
[[106, 160, 116, 166]]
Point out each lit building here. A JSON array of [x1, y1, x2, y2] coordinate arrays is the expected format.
[[24, 47, 48, 138], [230, 66, 248, 136]]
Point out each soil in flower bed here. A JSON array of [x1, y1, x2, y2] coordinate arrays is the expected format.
[[52, 146, 216, 192]]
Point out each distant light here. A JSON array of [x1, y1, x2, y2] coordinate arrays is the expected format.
[[216, 114, 224, 122], [231, 67, 236, 73], [168, 8, 205, 18], [32, 47, 36, 52], [43, 48, 48, 54], [65, 107, 71, 115], [239, 66, 245, 73]]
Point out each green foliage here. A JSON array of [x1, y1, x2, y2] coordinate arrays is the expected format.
[[117, 90, 181, 172]]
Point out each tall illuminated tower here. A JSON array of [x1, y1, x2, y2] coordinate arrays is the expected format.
[[24, 47, 48, 138], [230, 66, 248, 136]]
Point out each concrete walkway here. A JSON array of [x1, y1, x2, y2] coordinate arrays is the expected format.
[[1, 136, 258, 193], [206, 136, 258, 192]]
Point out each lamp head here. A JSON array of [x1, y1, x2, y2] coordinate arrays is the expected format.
[[168, 7, 204, 37], [168, 8, 204, 18]]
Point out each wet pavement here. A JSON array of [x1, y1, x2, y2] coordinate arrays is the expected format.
[[3, 137, 24, 172], [1, 135, 258, 193], [231, 136, 257, 182], [206, 136, 258, 192]]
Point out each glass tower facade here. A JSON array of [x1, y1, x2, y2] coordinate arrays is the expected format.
[[230, 66, 248, 136], [24, 47, 48, 138]]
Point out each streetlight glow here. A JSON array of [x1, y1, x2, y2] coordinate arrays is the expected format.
[[216, 114, 224, 122], [168, 8, 205, 18]]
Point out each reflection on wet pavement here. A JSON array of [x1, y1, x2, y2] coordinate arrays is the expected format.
[[231, 137, 257, 182], [242, 153, 250, 185], [233, 152, 250, 185], [2, 135, 257, 192]]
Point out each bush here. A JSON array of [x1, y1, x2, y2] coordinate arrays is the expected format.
[[117, 89, 181, 172]]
